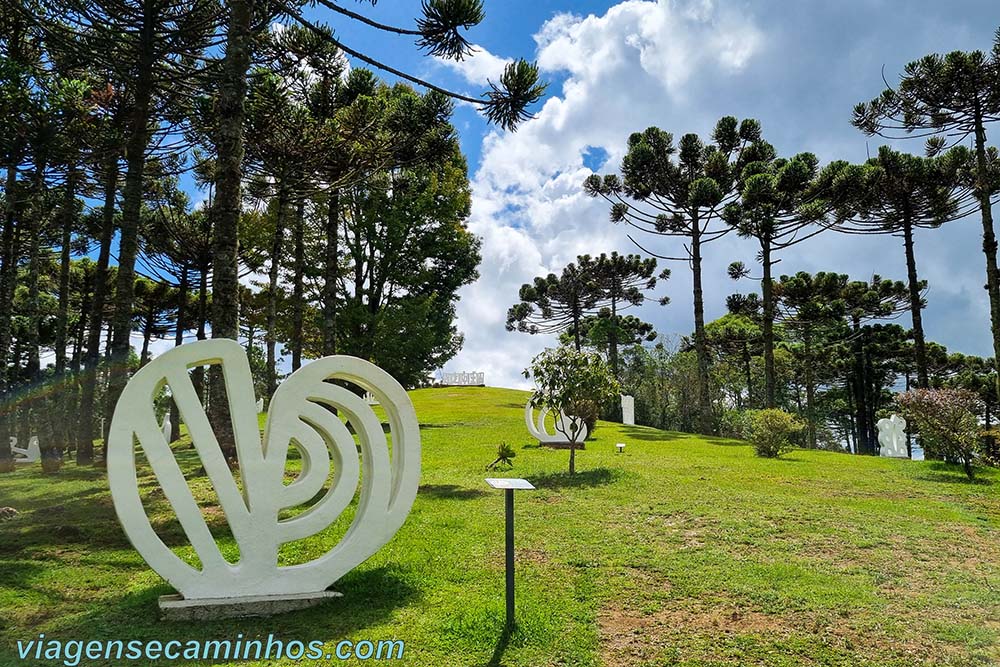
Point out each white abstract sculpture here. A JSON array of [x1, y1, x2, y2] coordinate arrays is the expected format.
[[364, 391, 379, 405], [877, 414, 908, 458], [524, 402, 589, 444], [107, 339, 420, 608], [441, 371, 485, 386], [12, 436, 40, 463], [256, 397, 264, 413], [161, 413, 172, 444], [621, 395, 635, 426]]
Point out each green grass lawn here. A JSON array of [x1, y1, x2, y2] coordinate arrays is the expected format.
[[2, 386, 999, 666]]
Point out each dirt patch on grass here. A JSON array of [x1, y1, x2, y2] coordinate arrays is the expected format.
[[598, 600, 992, 667]]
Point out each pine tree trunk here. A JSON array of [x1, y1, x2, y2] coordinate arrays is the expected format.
[[609, 293, 619, 377], [851, 318, 871, 454], [26, 158, 45, 460], [0, 156, 20, 471], [106, 10, 157, 448], [291, 200, 305, 371], [804, 328, 816, 448], [690, 214, 712, 433], [266, 183, 288, 396], [170, 268, 188, 442], [761, 237, 776, 408], [78, 156, 118, 465], [73, 286, 89, 372], [902, 215, 928, 388], [141, 301, 155, 366], [211, 0, 254, 462], [743, 342, 753, 408], [55, 169, 77, 375], [972, 112, 1000, 400], [321, 190, 339, 356]]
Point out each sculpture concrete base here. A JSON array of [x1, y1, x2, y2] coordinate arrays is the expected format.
[[159, 591, 342, 621]]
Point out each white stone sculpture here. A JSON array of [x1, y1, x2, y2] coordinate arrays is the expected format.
[[12, 436, 40, 463], [621, 395, 635, 426], [524, 402, 589, 444], [877, 414, 908, 458], [364, 391, 379, 405], [107, 338, 421, 609], [441, 371, 485, 386], [161, 413, 172, 444], [256, 398, 264, 413]]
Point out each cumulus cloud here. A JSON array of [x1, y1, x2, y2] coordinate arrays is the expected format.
[[435, 44, 513, 85], [443, 0, 1000, 391], [444, 0, 765, 389]]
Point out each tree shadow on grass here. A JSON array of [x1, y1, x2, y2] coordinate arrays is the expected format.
[[618, 426, 743, 447], [8, 465, 109, 482], [418, 484, 488, 500], [0, 565, 420, 663], [529, 467, 617, 490], [915, 471, 991, 486]]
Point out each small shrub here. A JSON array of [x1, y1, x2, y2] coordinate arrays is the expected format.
[[897, 388, 982, 479], [719, 409, 752, 440], [486, 442, 516, 470], [747, 409, 803, 458]]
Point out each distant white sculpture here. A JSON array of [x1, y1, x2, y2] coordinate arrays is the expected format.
[[364, 391, 379, 405], [877, 414, 908, 458], [441, 371, 484, 386], [524, 402, 589, 444], [12, 436, 40, 463], [161, 413, 172, 444], [621, 395, 635, 426], [256, 397, 264, 413], [107, 339, 420, 609]]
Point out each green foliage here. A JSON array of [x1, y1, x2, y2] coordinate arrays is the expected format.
[[747, 408, 804, 458], [525, 346, 620, 474], [486, 441, 516, 470], [897, 388, 983, 479]]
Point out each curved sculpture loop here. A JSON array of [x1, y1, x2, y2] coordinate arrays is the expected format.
[[877, 413, 908, 458], [524, 402, 589, 444], [108, 338, 421, 601]]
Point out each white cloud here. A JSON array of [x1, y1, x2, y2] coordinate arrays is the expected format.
[[444, 1, 1000, 392], [435, 44, 513, 86], [446, 0, 764, 389]]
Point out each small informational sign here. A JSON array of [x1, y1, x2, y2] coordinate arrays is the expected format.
[[485, 478, 536, 490]]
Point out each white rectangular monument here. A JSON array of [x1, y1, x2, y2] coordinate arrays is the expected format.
[[621, 395, 635, 426]]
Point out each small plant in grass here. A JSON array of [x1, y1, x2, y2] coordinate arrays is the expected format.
[[486, 442, 517, 470], [747, 408, 803, 458], [896, 388, 983, 479], [525, 347, 621, 474]]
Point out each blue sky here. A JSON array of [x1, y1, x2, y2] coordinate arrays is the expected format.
[[162, 1, 1000, 389]]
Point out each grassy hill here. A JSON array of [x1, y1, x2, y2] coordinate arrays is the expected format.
[[1, 386, 999, 666]]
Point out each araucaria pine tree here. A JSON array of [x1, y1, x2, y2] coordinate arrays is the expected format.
[[585, 116, 767, 433]]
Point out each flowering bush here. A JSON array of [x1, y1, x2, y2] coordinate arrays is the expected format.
[[746, 409, 803, 458], [896, 388, 982, 480]]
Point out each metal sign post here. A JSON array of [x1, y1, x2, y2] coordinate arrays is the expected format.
[[485, 478, 535, 631]]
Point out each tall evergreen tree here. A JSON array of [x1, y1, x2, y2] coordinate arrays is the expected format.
[[585, 116, 765, 433], [853, 29, 1000, 395], [827, 146, 975, 389], [724, 148, 829, 408], [507, 256, 604, 351], [594, 251, 667, 378]]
